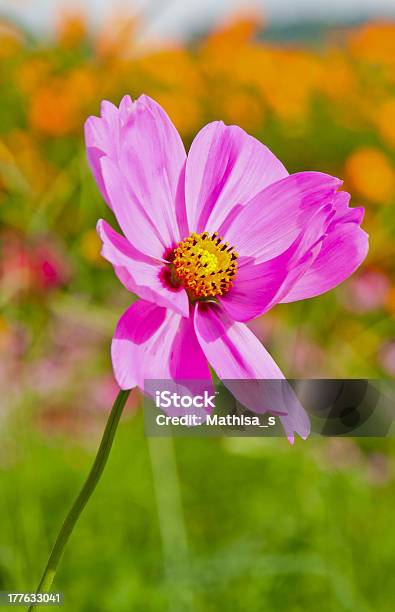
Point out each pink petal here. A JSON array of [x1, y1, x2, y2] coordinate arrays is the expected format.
[[220, 203, 335, 321], [112, 301, 210, 390], [194, 303, 310, 439], [97, 220, 189, 317], [185, 121, 288, 234], [281, 224, 369, 303], [281, 193, 369, 303], [332, 191, 364, 224], [85, 95, 187, 253], [84, 98, 128, 207], [118, 95, 188, 246], [100, 157, 166, 258], [219, 255, 289, 322], [221, 172, 342, 264]]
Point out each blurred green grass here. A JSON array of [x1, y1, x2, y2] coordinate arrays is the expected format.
[[1, 407, 395, 611]]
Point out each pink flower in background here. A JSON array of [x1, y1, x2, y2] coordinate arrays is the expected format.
[[0, 232, 70, 296], [341, 269, 390, 313], [85, 94, 368, 441], [379, 342, 395, 376], [34, 242, 70, 290]]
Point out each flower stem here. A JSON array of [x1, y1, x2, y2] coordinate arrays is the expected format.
[[28, 389, 131, 611], [148, 437, 195, 611]]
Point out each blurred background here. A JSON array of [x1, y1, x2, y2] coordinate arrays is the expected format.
[[1, 1, 395, 610]]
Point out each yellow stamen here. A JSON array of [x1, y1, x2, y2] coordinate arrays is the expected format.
[[172, 231, 238, 299]]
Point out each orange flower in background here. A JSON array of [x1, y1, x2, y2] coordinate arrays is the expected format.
[[67, 67, 97, 100], [29, 82, 81, 136], [344, 147, 395, 204], [79, 229, 106, 267], [0, 19, 24, 59], [256, 48, 321, 123], [5, 130, 55, 194], [0, 315, 13, 352], [132, 48, 203, 136], [222, 88, 265, 131], [349, 21, 395, 69], [203, 12, 262, 50], [318, 51, 355, 101], [199, 14, 262, 83], [134, 48, 201, 93], [16, 57, 53, 96], [56, 10, 87, 48], [29, 68, 97, 136], [95, 14, 139, 59], [150, 91, 202, 137], [386, 286, 395, 317], [200, 19, 321, 125], [209, 84, 265, 132], [376, 98, 395, 148]]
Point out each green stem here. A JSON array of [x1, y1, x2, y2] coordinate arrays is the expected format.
[[28, 389, 131, 611], [148, 437, 194, 611]]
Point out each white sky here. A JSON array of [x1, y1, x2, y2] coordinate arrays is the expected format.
[[1, 0, 395, 40]]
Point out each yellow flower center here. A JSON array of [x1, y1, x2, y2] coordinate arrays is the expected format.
[[172, 232, 238, 299]]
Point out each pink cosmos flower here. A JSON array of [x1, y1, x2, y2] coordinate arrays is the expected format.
[[85, 94, 369, 441]]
